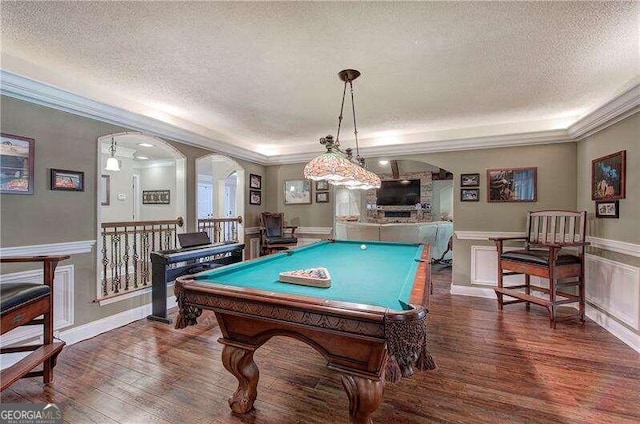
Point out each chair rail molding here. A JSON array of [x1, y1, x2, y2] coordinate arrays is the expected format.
[[455, 231, 526, 241], [0, 240, 95, 256], [586, 236, 640, 258], [297, 227, 333, 235], [245, 227, 261, 235]]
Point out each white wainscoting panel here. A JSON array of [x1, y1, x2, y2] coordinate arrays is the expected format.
[[249, 238, 261, 260], [470, 245, 546, 287], [0, 265, 75, 346], [585, 254, 640, 330]]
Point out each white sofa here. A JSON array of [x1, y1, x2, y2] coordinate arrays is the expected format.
[[334, 221, 453, 260]]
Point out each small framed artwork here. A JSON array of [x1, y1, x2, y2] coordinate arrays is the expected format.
[[592, 150, 626, 201], [100, 175, 110, 206], [50, 168, 84, 191], [284, 179, 311, 204], [595, 200, 619, 219], [0, 133, 35, 195], [487, 167, 537, 202], [249, 190, 261, 205], [249, 174, 262, 190], [316, 180, 329, 191], [460, 188, 479, 202], [142, 190, 170, 204], [316, 192, 329, 203], [460, 173, 480, 187]]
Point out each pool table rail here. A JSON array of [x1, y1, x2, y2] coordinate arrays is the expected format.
[[173, 242, 434, 424]]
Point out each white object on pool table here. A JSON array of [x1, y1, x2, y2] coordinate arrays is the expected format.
[[278, 267, 332, 288], [360, 244, 367, 250]]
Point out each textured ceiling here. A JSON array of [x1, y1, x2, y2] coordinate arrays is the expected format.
[[1, 1, 638, 157]]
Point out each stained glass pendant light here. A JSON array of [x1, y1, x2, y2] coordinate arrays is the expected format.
[[303, 70, 381, 190]]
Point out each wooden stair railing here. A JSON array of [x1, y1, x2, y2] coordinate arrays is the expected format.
[[98, 217, 184, 300], [197, 216, 243, 243]]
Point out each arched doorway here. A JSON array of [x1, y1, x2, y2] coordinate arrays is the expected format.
[[97, 132, 187, 225], [333, 158, 453, 264], [196, 154, 245, 242], [95, 132, 187, 303]]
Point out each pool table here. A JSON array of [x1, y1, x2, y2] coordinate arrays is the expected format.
[[174, 240, 434, 424]]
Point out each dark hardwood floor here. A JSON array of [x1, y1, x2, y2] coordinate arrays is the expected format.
[[3, 265, 639, 423]]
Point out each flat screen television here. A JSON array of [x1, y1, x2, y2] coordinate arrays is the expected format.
[[376, 179, 421, 206]]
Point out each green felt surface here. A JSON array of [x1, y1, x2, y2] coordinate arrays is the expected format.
[[193, 240, 423, 311]]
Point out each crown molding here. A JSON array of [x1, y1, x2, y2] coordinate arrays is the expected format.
[[265, 129, 574, 164], [0, 70, 270, 165], [2, 70, 638, 166], [568, 83, 640, 140]]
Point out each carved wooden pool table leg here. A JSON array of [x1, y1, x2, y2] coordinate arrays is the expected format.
[[222, 344, 259, 414], [341, 374, 384, 424]]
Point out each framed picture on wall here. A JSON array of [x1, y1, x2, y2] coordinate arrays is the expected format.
[[460, 173, 480, 187], [595, 200, 619, 218], [487, 167, 537, 202], [249, 190, 261, 205], [50, 168, 84, 191], [284, 179, 311, 204], [101, 175, 110, 206], [316, 180, 329, 191], [142, 190, 170, 204], [592, 150, 626, 200], [315, 192, 329, 203], [460, 188, 479, 202], [249, 174, 262, 190], [0, 133, 35, 195]]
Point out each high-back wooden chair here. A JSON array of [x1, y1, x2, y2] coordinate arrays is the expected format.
[[260, 212, 298, 255], [491, 210, 588, 328], [1, 255, 69, 391]]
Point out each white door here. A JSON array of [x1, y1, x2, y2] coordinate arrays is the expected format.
[[223, 172, 237, 239], [132, 175, 140, 221], [197, 183, 213, 219]]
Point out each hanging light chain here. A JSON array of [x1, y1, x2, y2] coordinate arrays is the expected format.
[[348, 79, 361, 160], [334, 79, 349, 146], [110, 137, 117, 156]]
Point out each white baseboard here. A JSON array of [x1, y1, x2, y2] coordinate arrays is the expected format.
[[450, 284, 496, 298], [57, 296, 176, 346], [585, 304, 640, 352]]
